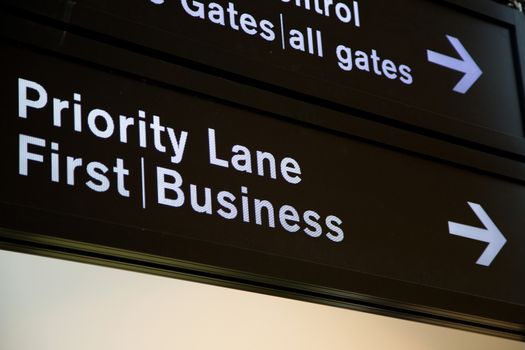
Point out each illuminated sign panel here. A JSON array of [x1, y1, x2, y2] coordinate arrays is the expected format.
[[1, 44, 524, 326], [3, 0, 524, 141], [1, 1, 525, 337]]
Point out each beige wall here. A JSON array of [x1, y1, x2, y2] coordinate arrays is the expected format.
[[0, 250, 523, 350]]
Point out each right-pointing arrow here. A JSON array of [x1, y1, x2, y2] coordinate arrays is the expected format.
[[448, 202, 507, 267], [427, 35, 483, 94]]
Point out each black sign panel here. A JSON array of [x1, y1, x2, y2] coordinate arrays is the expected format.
[[3, 0, 524, 144], [1, 43, 524, 329]]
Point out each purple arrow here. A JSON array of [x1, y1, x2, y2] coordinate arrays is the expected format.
[[448, 202, 507, 267], [427, 35, 482, 94]]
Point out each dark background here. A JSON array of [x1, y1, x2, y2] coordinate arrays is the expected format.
[[3, 0, 523, 139], [1, 0, 525, 338]]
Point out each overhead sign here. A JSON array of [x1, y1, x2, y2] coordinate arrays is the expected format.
[[1, 43, 524, 329], [3, 0, 524, 140]]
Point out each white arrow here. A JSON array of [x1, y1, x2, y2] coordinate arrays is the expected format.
[[448, 202, 506, 267], [427, 35, 482, 94]]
